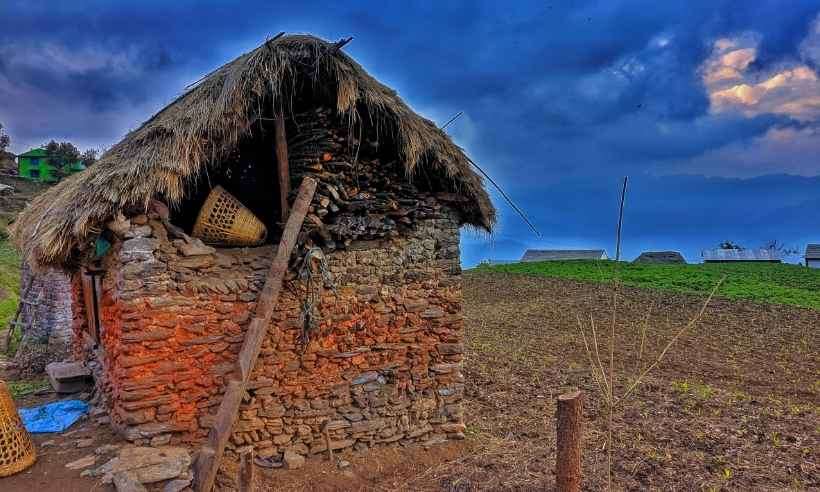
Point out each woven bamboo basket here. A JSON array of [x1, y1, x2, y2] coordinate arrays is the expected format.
[[192, 186, 268, 246], [0, 380, 36, 477]]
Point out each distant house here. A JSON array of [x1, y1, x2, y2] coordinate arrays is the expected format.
[[478, 259, 518, 266], [634, 251, 686, 264], [521, 249, 608, 262], [805, 244, 820, 269], [702, 248, 782, 263], [17, 148, 86, 182]]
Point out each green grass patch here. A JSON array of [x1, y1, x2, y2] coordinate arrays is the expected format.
[[475, 260, 820, 310], [0, 232, 21, 352], [7, 378, 49, 398]]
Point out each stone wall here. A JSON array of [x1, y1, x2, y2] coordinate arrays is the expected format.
[[76, 207, 465, 482], [12, 262, 73, 375]]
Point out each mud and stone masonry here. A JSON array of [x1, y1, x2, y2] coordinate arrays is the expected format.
[[71, 206, 466, 478]]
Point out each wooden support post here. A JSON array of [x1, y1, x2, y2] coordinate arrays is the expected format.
[[556, 390, 583, 492], [275, 110, 290, 224], [266, 31, 286, 46], [323, 425, 334, 463], [332, 36, 353, 51], [194, 177, 318, 492], [238, 446, 255, 492]]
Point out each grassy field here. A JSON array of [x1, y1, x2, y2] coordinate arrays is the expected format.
[[477, 260, 820, 310], [0, 236, 20, 338]]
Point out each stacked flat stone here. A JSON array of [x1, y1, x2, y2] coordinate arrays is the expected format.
[[71, 207, 465, 487]]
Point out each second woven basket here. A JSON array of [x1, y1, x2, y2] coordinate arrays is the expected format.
[[192, 186, 268, 247], [0, 380, 36, 477]]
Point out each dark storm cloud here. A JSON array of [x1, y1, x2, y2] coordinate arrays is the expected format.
[[1, 0, 819, 263], [597, 113, 795, 161], [2, 0, 818, 155], [714, 1, 820, 67]]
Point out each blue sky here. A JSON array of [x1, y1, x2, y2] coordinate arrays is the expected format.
[[1, 1, 819, 265]]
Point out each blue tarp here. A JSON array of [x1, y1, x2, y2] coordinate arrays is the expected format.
[[19, 400, 89, 433]]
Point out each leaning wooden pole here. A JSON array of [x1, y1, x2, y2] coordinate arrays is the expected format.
[[194, 177, 317, 492], [615, 176, 628, 262], [275, 109, 291, 224], [556, 389, 583, 492]]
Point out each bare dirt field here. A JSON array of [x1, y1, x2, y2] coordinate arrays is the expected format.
[[441, 271, 817, 491], [3, 271, 817, 491]]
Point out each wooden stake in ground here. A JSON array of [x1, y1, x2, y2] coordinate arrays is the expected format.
[[238, 446, 255, 492], [556, 389, 583, 492], [324, 425, 334, 463]]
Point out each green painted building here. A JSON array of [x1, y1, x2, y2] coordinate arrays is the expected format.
[[17, 148, 86, 182]]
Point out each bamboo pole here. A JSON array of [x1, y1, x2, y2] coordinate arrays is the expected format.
[[615, 176, 628, 261], [556, 389, 583, 492]]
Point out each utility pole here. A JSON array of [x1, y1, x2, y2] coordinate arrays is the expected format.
[[615, 176, 628, 261]]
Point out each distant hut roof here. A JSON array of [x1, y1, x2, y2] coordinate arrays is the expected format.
[[11, 35, 495, 269], [806, 244, 820, 259], [702, 248, 782, 262], [521, 249, 608, 262], [633, 251, 686, 264]]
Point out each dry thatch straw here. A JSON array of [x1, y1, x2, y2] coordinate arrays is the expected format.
[[11, 34, 496, 270]]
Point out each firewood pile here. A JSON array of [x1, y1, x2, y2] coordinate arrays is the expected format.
[[288, 107, 464, 250]]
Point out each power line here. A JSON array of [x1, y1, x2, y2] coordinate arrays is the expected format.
[[466, 156, 541, 238], [440, 111, 464, 130], [438, 111, 540, 238]]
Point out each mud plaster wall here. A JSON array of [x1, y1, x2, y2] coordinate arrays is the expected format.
[[71, 208, 465, 480]]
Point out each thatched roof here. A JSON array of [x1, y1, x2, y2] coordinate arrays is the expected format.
[[11, 35, 495, 269]]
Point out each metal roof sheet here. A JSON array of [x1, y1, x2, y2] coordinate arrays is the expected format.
[[521, 249, 608, 261], [702, 248, 782, 261]]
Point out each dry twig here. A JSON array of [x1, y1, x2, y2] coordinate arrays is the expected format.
[[576, 275, 726, 490]]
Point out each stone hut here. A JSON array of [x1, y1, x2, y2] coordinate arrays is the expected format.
[[11, 35, 494, 489]]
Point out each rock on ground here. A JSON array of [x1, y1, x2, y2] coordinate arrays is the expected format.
[[163, 476, 193, 492], [65, 454, 97, 470], [283, 450, 305, 470], [113, 472, 148, 492], [76, 437, 95, 448], [95, 446, 191, 484]]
